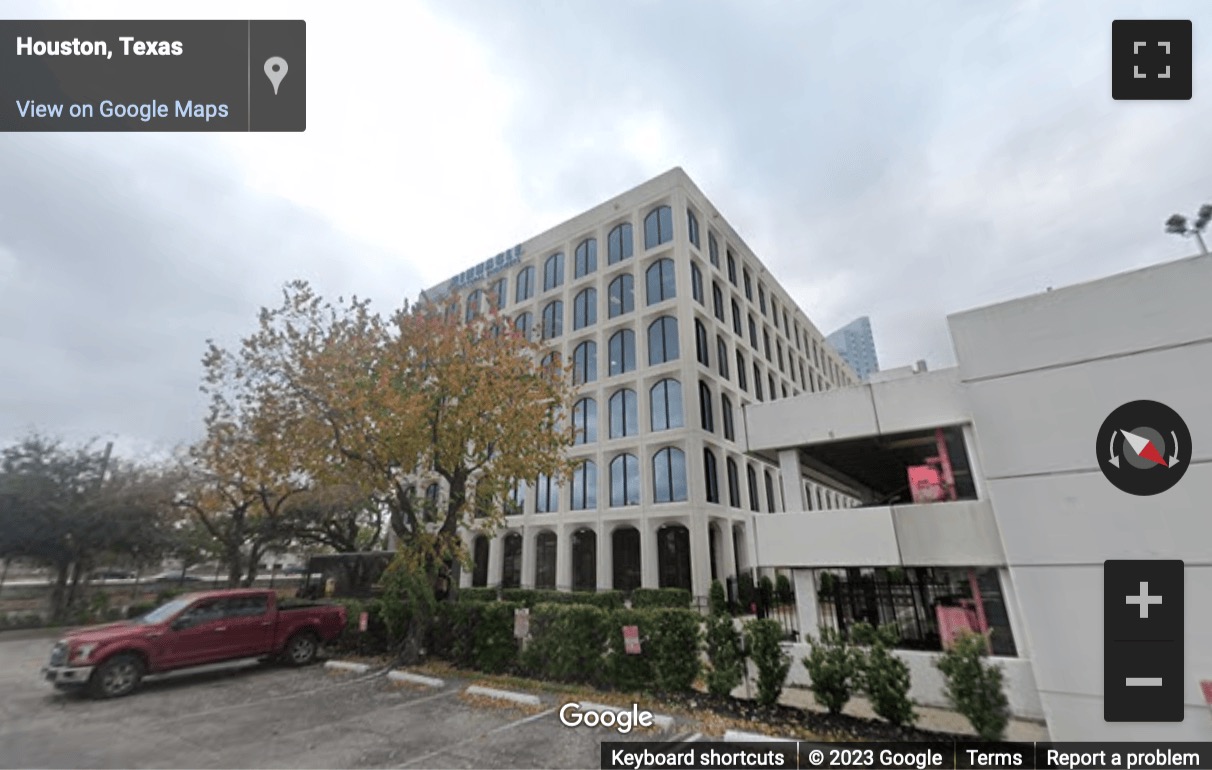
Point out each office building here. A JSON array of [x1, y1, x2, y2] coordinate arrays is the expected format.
[[826, 315, 879, 381], [423, 168, 860, 600]]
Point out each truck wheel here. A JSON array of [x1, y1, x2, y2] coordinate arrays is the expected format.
[[284, 632, 319, 666], [89, 653, 144, 699]]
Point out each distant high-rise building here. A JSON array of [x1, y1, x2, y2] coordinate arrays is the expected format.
[[826, 316, 879, 381]]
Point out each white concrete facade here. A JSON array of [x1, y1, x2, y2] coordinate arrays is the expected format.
[[418, 168, 859, 599], [745, 251, 1212, 740]]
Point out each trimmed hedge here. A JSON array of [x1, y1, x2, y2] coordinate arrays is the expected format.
[[432, 600, 522, 673], [498, 588, 625, 610], [520, 603, 609, 684], [603, 607, 701, 693], [630, 588, 692, 609], [458, 587, 499, 602]]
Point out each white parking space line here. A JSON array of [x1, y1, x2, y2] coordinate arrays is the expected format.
[[395, 706, 558, 768], [153, 669, 398, 725]]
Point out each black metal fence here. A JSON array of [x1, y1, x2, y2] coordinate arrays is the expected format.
[[814, 569, 1018, 653], [723, 574, 799, 642]]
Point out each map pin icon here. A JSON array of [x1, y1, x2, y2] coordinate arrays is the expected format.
[[264, 57, 288, 95]]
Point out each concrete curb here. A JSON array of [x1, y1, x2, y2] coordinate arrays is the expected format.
[[324, 660, 370, 674], [723, 729, 791, 742], [387, 670, 445, 688], [577, 701, 674, 731], [464, 684, 542, 707]]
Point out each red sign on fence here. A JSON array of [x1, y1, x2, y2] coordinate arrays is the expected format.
[[359, 612, 368, 632], [623, 625, 641, 655]]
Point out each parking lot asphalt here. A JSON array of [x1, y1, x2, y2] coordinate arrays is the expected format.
[[0, 629, 696, 769]]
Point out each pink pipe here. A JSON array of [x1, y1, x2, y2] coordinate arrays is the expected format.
[[936, 428, 957, 501], [968, 569, 992, 654]]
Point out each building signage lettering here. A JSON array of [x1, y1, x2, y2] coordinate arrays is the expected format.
[[450, 244, 524, 288]]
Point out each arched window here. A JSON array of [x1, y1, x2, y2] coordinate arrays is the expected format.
[[543, 252, 565, 291], [612, 527, 641, 592], [765, 470, 778, 513], [763, 329, 772, 361], [535, 531, 557, 589], [571, 460, 598, 510], [712, 283, 725, 322], [645, 258, 676, 305], [541, 300, 563, 339], [502, 533, 522, 588], [691, 261, 704, 304], [608, 389, 638, 438], [535, 473, 558, 513], [573, 288, 597, 330], [541, 352, 561, 373], [687, 210, 700, 248], [515, 266, 535, 303], [465, 289, 483, 322], [708, 232, 720, 267], [572, 529, 596, 592], [647, 316, 679, 366], [472, 536, 489, 587], [721, 394, 735, 441], [694, 319, 710, 367], [717, 336, 730, 379], [731, 300, 743, 336], [445, 302, 460, 323], [515, 311, 533, 340], [608, 274, 634, 318], [572, 397, 597, 445], [726, 458, 741, 507], [747, 465, 760, 511], [649, 378, 684, 432], [726, 250, 737, 285], [608, 223, 633, 264], [737, 351, 748, 391], [758, 285, 767, 314], [644, 205, 674, 249], [608, 329, 636, 375], [491, 277, 507, 310], [609, 454, 640, 507], [574, 238, 597, 279], [769, 373, 777, 400], [653, 447, 687, 503], [755, 365, 764, 401], [572, 341, 597, 385], [743, 269, 753, 301], [698, 381, 714, 432], [703, 448, 720, 503]]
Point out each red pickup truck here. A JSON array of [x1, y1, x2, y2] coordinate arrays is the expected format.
[[41, 588, 347, 699]]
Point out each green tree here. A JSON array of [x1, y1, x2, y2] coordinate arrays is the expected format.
[[851, 622, 916, 727], [704, 581, 744, 697], [802, 625, 857, 715], [744, 618, 791, 707], [935, 631, 1010, 741], [0, 435, 175, 620]]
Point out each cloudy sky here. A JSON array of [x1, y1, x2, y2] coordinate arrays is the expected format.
[[2, 0, 1208, 458]]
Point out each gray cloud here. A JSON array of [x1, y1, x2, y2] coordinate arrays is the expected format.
[[434, 0, 1211, 368], [0, 132, 422, 455]]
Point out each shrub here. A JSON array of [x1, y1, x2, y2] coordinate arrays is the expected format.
[[775, 574, 793, 605], [603, 608, 652, 691], [646, 608, 702, 692], [758, 576, 774, 608], [521, 603, 609, 684], [155, 589, 183, 604], [471, 601, 521, 673], [573, 590, 626, 610], [736, 573, 756, 611], [630, 588, 692, 609], [802, 626, 857, 715], [432, 601, 477, 667], [744, 618, 790, 707], [705, 582, 744, 697], [817, 572, 836, 599], [935, 631, 1010, 741], [458, 587, 499, 602], [850, 622, 915, 727]]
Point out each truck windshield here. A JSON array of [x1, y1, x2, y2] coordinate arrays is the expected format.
[[136, 597, 193, 624]]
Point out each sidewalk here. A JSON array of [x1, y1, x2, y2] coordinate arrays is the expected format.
[[732, 681, 1050, 741]]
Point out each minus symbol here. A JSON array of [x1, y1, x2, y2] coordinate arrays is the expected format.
[[1125, 678, 1163, 686]]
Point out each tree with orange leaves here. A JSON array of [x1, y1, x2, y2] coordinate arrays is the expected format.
[[203, 280, 575, 661]]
